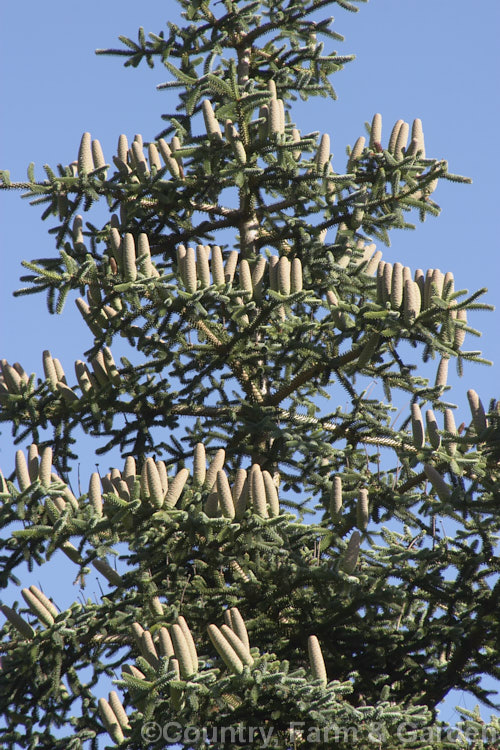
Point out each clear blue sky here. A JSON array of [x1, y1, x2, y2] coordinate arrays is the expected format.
[[1, 0, 499, 733]]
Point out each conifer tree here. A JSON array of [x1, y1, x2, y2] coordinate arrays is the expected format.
[[1, 1, 499, 748]]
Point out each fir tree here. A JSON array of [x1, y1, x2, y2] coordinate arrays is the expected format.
[[1, 1, 499, 748]]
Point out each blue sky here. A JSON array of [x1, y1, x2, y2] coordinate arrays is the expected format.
[[1, 0, 499, 735]]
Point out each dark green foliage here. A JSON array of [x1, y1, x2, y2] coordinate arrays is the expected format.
[[1, 0, 499, 748]]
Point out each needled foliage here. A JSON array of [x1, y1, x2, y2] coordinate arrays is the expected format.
[[1, 1, 499, 748]]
